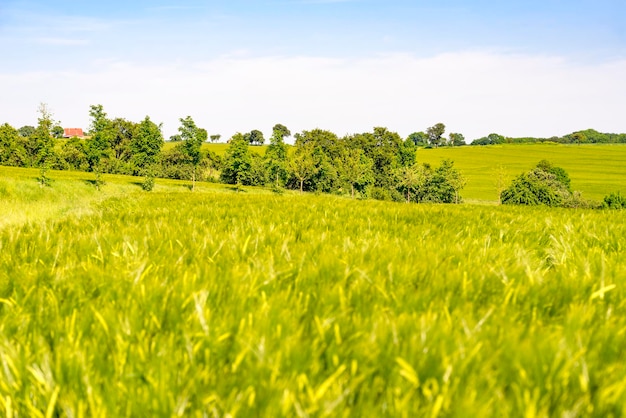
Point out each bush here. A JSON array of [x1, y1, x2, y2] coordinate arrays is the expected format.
[[501, 161, 573, 207], [603, 192, 626, 209]]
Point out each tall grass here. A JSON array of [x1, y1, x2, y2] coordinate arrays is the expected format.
[[1, 178, 626, 416]]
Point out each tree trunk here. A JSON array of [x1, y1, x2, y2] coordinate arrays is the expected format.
[[192, 168, 196, 191], [351, 184, 355, 199], [300, 179, 303, 193]]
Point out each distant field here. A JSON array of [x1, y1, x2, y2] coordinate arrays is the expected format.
[[1, 168, 626, 416], [416, 143, 626, 202]]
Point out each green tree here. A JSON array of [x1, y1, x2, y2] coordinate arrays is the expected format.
[[289, 144, 318, 193], [131, 116, 164, 187], [220, 133, 253, 186], [60, 137, 88, 171], [17, 125, 35, 138], [397, 138, 417, 167], [448, 133, 466, 146], [245, 129, 265, 146], [51, 125, 64, 139], [86, 104, 115, 188], [426, 123, 446, 147], [265, 124, 290, 188], [407, 131, 428, 146], [210, 134, 221, 143], [395, 163, 428, 203], [178, 116, 204, 190], [0, 123, 24, 166], [336, 148, 374, 198], [30, 103, 57, 168]]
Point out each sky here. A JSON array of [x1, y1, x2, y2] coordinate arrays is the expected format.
[[1, 0, 625, 141]]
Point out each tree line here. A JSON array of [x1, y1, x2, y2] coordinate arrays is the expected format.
[[0, 104, 465, 201], [471, 129, 626, 146]]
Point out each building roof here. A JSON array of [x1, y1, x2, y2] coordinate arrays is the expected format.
[[63, 128, 84, 138]]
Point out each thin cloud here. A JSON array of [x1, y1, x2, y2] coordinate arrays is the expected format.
[[35, 37, 89, 46], [1, 51, 624, 141]]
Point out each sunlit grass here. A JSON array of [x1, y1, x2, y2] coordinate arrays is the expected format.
[[1, 167, 626, 416]]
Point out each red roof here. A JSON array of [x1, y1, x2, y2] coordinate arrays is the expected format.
[[63, 128, 84, 138]]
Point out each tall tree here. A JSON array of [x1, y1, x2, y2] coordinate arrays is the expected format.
[[220, 133, 253, 186], [30, 103, 57, 169], [426, 123, 446, 148], [131, 116, 164, 176], [178, 116, 204, 190], [86, 104, 115, 188], [265, 124, 290, 188]]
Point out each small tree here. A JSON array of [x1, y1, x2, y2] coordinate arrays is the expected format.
[[395, 163, 428, 203], [178, 116, 204, 190], [336, 148, 374, 198], [220, 133, 253, 186], [289, 144, 317, 193], [210, 134, 221, 143]]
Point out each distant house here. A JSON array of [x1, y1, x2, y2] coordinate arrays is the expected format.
[[63, 128, 85, 138]]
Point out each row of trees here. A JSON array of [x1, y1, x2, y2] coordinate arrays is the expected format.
[[0, 105, 466, 202], [472, 129, 626, 146]]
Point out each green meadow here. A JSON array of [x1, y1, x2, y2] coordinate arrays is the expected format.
[[1, 163, 626, 417], [415, 143, 626, 202]]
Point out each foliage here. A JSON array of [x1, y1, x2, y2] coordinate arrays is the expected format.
[[426, 123, 446, 147], [501, 161, 573, 206], [603, 192, 626, 209], [335, 148, 374, 198], [220, 133, 254, 185], [244, 129, 265, 146], [265, 125, 289, 187], [131, 116, 164, 175]]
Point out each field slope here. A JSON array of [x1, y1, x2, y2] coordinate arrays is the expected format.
[[1, 167, 626, 416]]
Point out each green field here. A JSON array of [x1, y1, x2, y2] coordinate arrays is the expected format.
[[416, 143, 626, 202], [1, 165, 626, 416]]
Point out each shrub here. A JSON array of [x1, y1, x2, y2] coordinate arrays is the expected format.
[[501, 161, 573, 207], [603, 192, 626, 209]]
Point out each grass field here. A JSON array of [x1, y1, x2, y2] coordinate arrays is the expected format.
[[1, 166, 626, 416], [416, 143, 626, 202]]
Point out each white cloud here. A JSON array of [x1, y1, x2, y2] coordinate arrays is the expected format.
[[1, 51, 625, 141]]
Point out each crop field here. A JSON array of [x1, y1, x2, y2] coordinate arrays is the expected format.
[[1, 167, 626, 417], [416, 143, 626, 202]]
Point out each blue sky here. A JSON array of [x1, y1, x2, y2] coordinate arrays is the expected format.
[[1, 0, 625, 140]]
